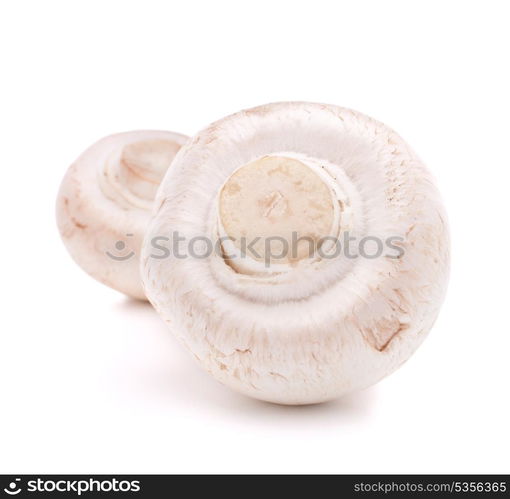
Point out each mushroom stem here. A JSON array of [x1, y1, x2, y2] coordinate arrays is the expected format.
[[100, 138, 183, 210], [219, 154, 339, 271]]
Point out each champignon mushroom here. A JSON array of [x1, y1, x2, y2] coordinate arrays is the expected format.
[[141, 102, 450, 404], [56, 130, 188, 300]]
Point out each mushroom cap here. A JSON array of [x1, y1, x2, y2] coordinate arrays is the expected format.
[[141, 102, 450, 404], [56, 130, 188, 300]]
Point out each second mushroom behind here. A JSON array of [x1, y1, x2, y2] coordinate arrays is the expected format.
[[56, 130, 188, 300]]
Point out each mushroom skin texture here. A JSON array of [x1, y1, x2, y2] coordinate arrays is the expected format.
[[141, 102, 450, 405], [56, 130, 188, 300]]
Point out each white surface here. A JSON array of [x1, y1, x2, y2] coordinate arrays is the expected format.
[[0, 0, 508, 474]]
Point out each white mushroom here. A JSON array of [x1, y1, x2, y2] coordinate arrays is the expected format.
[[56, 130, 188, 300], [141, 102, 450, 404]]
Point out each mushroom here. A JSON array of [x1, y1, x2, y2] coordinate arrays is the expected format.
[[141, 102, 450, 404], [56, 130, 188, 300]]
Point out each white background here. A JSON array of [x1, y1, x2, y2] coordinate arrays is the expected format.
[[1, 0, 509, 474]]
